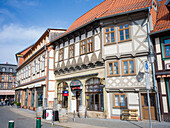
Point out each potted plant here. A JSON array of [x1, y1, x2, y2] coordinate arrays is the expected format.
[[16, 102, 21, 108]]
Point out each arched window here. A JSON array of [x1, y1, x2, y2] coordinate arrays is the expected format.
[[86, 78, 104, 111], [57, 82, 68, 108]]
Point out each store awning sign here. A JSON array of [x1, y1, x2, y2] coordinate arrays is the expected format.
[[70, 80, 82, 87]]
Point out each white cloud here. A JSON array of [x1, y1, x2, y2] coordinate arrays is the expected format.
[[0, 24, 45, 64]]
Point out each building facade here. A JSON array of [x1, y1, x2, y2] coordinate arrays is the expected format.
[[15, 29, 66, 110], [151, 0, 170, 122], [0, 62, 17, 104], [51, 0, 160, 120]]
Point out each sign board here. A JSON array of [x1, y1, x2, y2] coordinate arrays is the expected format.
[[63, 91, 69, 96], [71, 86, 81, 91], [70, 80, 82, 87], [46, 110, 52, 120], [145, 62, 149, 72]]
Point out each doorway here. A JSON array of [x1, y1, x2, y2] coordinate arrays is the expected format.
[[141, 93, 156, 120]]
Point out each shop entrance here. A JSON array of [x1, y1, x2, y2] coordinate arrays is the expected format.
[[141, 93, 156, 120], [70, 80, 82, 113]]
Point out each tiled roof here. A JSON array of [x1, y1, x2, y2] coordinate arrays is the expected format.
[[151, 0, 170, 33], [52, 0, 152, 42]]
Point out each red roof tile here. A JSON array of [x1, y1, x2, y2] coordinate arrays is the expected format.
[[53, 0, 152, 41], [151, 0, 170, 33]]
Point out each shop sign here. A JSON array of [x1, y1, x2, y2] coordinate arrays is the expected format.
[[71, 86, 81, 91], [70, 80, 82, 87], [63, 91, 69, 96]]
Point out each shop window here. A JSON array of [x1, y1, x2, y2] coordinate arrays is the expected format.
[[8, 83, 11, 89], [37, 88, 43, 107], [57, 82, 68, 108], [104, 27, 115, 44], [1, 83, 4, 89], [86, 78, 104, 111], [59, 48, 64, 61], [163, 38, 170, 58], [69, 44, 74, 58], [107, 61, 119, 76], [25, 90, 28, 106], [31, 89, 35, 107], [122, 59, 135, 75], [113, 94, 126, 108], [118, 23, 131, 42]]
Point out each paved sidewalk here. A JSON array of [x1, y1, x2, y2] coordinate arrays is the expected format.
[[8, 106, 170, 128]]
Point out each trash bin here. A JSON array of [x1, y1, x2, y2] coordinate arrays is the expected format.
[[42, 109, 46, 119], [53, 110, 59, 121], [46, 109, 53, 120]]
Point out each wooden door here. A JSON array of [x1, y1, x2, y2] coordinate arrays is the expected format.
[[141, 93, 156, 120], [76, 91, 81, 112]]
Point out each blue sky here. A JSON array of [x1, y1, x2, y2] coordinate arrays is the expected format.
[[0, 0, 104, 64]]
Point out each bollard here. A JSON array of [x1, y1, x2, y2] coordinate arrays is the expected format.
[[36, 117, 41, 128], [8, 120, 14, 128], [73, 110, 75, 122]]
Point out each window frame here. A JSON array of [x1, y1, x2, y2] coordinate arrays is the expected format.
[[118, 23, 131, 42], [122, 59, 135, 76], [113, 93, 127, 108], [80, 40, 86, 55], [41, 55, 45, 71], [37, 58, 40, 73], [107, 61, 120, 76], [87, 37, 93, 53], [59, 48, 64, 61], [104, 26, 116, 45], [69, 44, 74, 59], [163, 38, 170, 58]]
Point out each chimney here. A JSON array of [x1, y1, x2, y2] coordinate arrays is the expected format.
[[6, 62, 8, 64]]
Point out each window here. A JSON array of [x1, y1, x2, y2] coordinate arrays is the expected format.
[[25, 89, 28, 106], [163, 38, 170, 58], [107, 61, 119, 76], [8, 83, 11, 89], [59, 48, 64, 61], [9, 68, 13, 72], [37, 58, 40, 73], [29, 65, 31, 76], [1, 75, 4, 81], [87, 37, 93, 53], [33, 61, 36, 74], [2, 67, 6, 72], [31, 89, 35, 107], [86, 78, 104, 111], [57, 82, 68, 108], [1, 83, 4, 89], [122, 59, 135, 75], [118, 23, 130, 42], [9, 76, 12, 81], [113, 94, 126, 108], [69, 44, 74, 58], [37, 88, 43, 107], [104, 27, 115, 44], [26, 66, 28, 78], [80, 40, 86, 55], [41, 55, 45, 71]]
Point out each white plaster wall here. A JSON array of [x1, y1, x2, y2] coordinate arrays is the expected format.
[[60, 43, 63, 48], [104, 45, 117, 55], [157, 55, 163, 70], [48, 81, 55, 90], [88, 53, 93, 62], [87, 31, 92, 38], [48, 92, 54, 101], [95, 27, 100, 34], [112, 109, 121, 115], [49, 59, 54, 69], [164, 59, 170, 66], [119, 42, 132, 53], [64, 47, 68, 60], [162, 97, 168, 113], [155, 38, 161, 53], [49, 50, 54, 57], [81, 34, 85, 40], [75, 36, 79, 42], [49, 71, 55, 80], [160, 78, 166, 94], [70, 39, 74, 44], [95, 34, 100, 51], [65, 41, 68, 46], [55, 51, 59, 62], [75, 43, 79, 56]]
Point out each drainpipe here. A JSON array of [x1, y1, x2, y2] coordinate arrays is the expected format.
[[147, 4, 161, 122]]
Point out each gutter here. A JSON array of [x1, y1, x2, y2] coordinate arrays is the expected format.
[[51, 7, 149, 44], [150, 28, 170, 35]]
